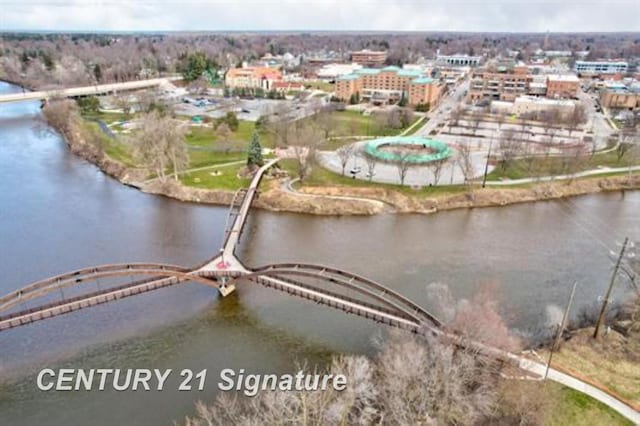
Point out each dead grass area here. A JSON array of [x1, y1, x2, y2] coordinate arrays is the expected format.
[[544, 327, 640, 408]]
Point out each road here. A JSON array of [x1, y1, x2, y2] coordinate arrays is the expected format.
[[415, 78, 470, 136], [0, 77, 181, 103]]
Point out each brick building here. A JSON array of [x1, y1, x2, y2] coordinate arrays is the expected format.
[[335, 66, 444, 108], [468, 71, 531, 102], [225, 67, 282, 90], [546, 74, 580, 99], [350, 50, 387, 67]]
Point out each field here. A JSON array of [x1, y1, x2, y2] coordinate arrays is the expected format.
[[487, 149, 640, 181]]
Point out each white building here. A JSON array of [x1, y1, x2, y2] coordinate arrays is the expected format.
[[575, 61, 628, 75], [491, 95, 576, 116], [316, 63, 363, 80], [436, 50, 481, 66]]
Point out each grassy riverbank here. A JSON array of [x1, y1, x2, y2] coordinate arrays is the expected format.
[[64, 105, 640, 216]]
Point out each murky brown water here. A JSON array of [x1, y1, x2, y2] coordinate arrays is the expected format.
[[1, 81, 638, 425]]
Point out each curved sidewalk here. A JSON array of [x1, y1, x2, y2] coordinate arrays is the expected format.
[[518, 358, 640, 424], [484, 165, 640, 186]]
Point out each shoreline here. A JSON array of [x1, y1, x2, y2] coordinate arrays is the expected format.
[[51, 115, 640, 216], [11, 77, 639, 216]]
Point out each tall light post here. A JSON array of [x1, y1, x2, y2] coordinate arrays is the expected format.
[[594, 237, 629, 338]]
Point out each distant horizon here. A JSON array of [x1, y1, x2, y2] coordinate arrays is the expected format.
[[2, 29, 640, 35], [2, 0, 638, 33]]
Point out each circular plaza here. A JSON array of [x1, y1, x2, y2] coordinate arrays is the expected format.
[[364, 136, 452, 164], [317, 136, 488, 186]]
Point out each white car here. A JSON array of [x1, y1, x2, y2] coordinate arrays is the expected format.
[[349, 166, 362, 174]]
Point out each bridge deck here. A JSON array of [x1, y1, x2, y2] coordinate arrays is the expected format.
[[0, 77, 179, 103], [199, 158, 279, 273]]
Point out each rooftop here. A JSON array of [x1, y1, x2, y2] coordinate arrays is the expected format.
[[411, 77, 435, 84], [547, 74, 579, 82]]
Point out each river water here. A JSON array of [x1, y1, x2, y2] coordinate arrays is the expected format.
[[0, 81, 638, 425]]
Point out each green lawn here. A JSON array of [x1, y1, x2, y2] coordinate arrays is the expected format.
[[549, 384, 633, 426], [82, 121, 137, 166], [303, 80, 335, 92], [280, 158, 468, 198], [80, 116, 269, 183], [186, 121, 274, 149], [331, 110, 418, 138], [487, 150, 640, 181], [179, 163, 250, 191]]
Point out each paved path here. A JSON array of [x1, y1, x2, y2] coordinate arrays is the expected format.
[[518, 358, 640, 424], [142, 160, 246, 184], [282, 177, 389, 211], [484, 165, 640, 186]]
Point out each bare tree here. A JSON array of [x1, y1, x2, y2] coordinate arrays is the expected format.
[[495, 111, 506, 130], [215, 122, 232, 153], [429, 159, 446, 186], [289, 122, 321, 181], [336, 144, 354, 176], [266, 103, 294, 147], [40, 99, 79, 139], [130, 111, 188, 182], [498, 128, 522, 171], [456, 143, 475, 185], [396, 153, 412, 185], [449, 106, 463, 130], [468, 111, 483, 136], [313, 106, 334, 140], [364, 152, 377, 181], [387, 108, 403, 130], [616, 126, 639, 162], [567, 104, 587, 136]]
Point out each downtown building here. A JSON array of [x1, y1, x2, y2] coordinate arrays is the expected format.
[[350, 49, 388, 67], [335, 66, 445, 108], [574, 60, 628, 76], [225, 66, 283, 91]]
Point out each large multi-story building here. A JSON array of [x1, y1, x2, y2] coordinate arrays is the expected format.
[[350, 50, 387, 67], [316, 63, 363, 80], [225, 67, 283, 90], [546, 74, 580, 99], [574, 60, 628, 76], [335, 66, 444, 108], [468, 71, 531, 102], [491, 96, 576, 116], [436, 52, 481, 67], [600, 88, 639, 110]]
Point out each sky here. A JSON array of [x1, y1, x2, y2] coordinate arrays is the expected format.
[[0, 0, 639, 33]]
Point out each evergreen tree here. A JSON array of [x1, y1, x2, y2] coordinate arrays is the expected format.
[[247, 131, 264, 167], [398, 92, 407, 107]]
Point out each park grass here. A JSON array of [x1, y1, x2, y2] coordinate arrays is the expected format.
[[540, 328, 640, 407], [303, 80, 335, 92], [280, 158, 468, 198], [180, 163, 249, 191], [549, 383, 633, 426], [331, 110, 418, 138], [487, 150, 640, 181], [187, 150, 246, 169], [82, 121, 137, 167], [185, 121, 274, 148]]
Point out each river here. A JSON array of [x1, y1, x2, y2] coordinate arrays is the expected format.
[[0, 81, 638, 425]]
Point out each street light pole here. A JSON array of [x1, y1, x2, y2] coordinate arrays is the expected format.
[[481, 135, 493, 188], [594, 237, 628, 338], [546, 281, 577, 379]]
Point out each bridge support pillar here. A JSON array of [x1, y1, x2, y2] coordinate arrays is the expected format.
[[218, 283, 236, 297]]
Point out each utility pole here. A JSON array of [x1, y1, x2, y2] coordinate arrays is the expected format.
[[481, 137, 493, 188], [546, 281, 578, 379], [594, 237, 628, 339]]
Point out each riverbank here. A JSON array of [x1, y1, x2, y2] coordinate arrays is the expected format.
[[80, 138, 640, 216], [48, 112, 640, 216]]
